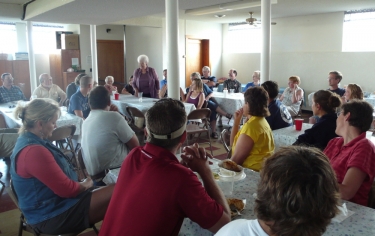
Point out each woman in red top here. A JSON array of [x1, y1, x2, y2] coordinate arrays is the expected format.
[[324, 100, 375, 206]]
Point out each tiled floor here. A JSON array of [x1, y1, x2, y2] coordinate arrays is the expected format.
[[0, 119, 232, 236]]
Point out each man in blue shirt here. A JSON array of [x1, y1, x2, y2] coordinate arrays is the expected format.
[[261, 81, 293, 130], [159, 69, 168, 98], [0, 73, 27, 103], [201, 66, 217, 90], [68, 75, 93, 119], [328, 71, 345, 97], [243, 70, 260, 92]]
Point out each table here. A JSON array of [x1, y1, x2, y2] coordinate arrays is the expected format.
[[0, 101, 82, 135], [111, 94, 196, 117], [212, 92, 244, 115], [272, 123, 313, 150]]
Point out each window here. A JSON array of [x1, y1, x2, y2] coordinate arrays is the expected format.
[[342, 9, 375, 52], [32, 24, 64, 54], [226, 23, 261, 53], [0, 22, 17, 54]]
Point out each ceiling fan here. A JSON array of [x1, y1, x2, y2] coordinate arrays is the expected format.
[[245, 12, 276, 26]]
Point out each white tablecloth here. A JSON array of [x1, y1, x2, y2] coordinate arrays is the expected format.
[[111, 94, 196, 117], [212, 92, 244, 115], [0, 101, 82, 135], [272, 123, 313, 150]]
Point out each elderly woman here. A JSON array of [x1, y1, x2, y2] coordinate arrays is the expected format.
[[279, 76, 304, 116], [104, 76, 117, 93], [132, 55, 160, 98], [185, 77, 205, 109], [294, 90, 341, 150], [230, 87, 274, 171], [341, 83, 363, 103], [10, 98, 114, 234], [324, 100, 375, 206]]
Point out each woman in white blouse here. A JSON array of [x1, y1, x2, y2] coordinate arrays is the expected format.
[[279, 76, 304, 116]]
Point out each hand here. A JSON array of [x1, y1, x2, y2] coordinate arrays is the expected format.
[[234, 108, 244, 122], [81, 177, 93, 190], [181, 143, 212, 173]]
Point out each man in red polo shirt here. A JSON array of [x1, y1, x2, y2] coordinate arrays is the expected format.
[[100, 98, 230, 236]]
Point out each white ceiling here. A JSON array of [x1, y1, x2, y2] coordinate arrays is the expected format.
[[3, 0, 375, 25]]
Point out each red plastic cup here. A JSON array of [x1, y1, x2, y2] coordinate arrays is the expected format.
[[294, 118, 303, 131], [114, 93, 119, 100]]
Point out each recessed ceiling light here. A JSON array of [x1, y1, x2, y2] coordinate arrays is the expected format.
[[215, 14, 226, 18]]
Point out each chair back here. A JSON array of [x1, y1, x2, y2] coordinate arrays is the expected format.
[[126, 106, 145, 131], [0, 114, 7, 128], [48, 125, 76, 142], [77, 149, 87, 179], [187, 108, 211, 121], [8, 179, 20, 208], [202, 100, 208, 108], [220, 129, 231, 153]]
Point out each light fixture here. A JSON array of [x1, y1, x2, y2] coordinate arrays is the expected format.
[[215, 14, 226, 18], [185, 0, 277, 16]]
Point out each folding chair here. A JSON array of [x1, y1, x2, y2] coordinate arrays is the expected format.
[[126, 106, 146, 145], [8, 180, 98, 236], [220, 129, 231, 153], [186, 108, 213, 156]]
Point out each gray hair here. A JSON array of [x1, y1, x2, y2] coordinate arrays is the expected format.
[[1, 73, 11, 80], [137, 55, 149, 64], [202, 66, 211, 72], [39, 73, 50, 84], [105, 76, 114, 83], [80, 75, 93, 88], [254, 70, 261, 79], [190, 72, 201, 80], [14, 98, 61, 134]]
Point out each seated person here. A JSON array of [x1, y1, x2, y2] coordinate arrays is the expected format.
[[100, 98, 231, 235], [103, 76, 117, 93], [341, 83, 363, 104], [201, 66, 217, 90], [243, 70, 260, 92], [230, 87, 275, 171], [187, 72, 232, 138], [33, 73, 67, 106], [223, 69, 241, 93], [216, 146, 340, 236], [159, 69, 185, 100], [324, 100, 375, 206], [68, 75, 93, 119], [121, 75, 135, 95], [293, 90, 341, 150], [81, 86, 139, 184], [10, 98, 114, 235], [0, 73, 26, 103], [185, 77, 205, 109], [261, 81, 293, 130], [328, 70, 345, 97], [66, 73, 86, 99], [279, 76, 304, 116]]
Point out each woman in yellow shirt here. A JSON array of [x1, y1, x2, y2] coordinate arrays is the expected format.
[[230, 87, 275, 171]]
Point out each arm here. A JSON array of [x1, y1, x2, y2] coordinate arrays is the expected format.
[[125, 134, 140, 151], [179, 87, 186, 101], [121, 88, 131, 94], [231, 134, 254, 166], [117, 115, 140, 149], [205, 87, 214, 101], [74, 110, 84, 119], [339, 167, 367, 200], [197, 93, 205, 109], [159, 84, 167, 98], [291, 86, 303, 104], [184, 91, 192, 103], [230, 108, 243, 146], [58, 88, 67, 106]]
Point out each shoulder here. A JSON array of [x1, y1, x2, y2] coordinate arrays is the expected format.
[[216, 219, 264, 236]]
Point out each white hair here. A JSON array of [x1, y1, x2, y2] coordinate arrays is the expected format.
[[39, 73, 50, 84], [137, 55, 149, 64], [105, 76, 114, 83], [202, 66, 210, 72]]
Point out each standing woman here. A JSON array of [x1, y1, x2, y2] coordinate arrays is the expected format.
[[341, 83, 363, 104], [10, 98, 114, 234], [230, 87, 275, 172], [132, 55, 160, 98], [294, 90, 341, 150], [280, 76, 304, 116], [185, 78, 205, 109]]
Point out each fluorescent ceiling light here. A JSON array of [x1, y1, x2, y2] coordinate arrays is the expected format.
[[185, 0, 277, 16]]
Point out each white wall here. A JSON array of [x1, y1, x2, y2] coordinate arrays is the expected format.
[[125, 25, 163, 80], [222, 12, 375, 110]]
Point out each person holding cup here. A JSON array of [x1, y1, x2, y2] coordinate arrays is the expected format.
[[104, 76, 118, 93], [293, 90, 341, 150]]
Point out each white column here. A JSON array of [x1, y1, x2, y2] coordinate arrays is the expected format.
[[26, 21, 37, 94], [165, 0, 180, 99], [90, 25, 98, 82], [261, 0, 271, 82]]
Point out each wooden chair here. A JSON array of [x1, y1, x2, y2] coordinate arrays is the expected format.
[[48, 125, 78, 169], [186, 108, 213, 156], [8, 180, 98, 236]]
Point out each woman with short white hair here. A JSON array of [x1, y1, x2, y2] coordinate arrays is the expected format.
[[132, 55, 160, 98], [104, 76, 117, 93]]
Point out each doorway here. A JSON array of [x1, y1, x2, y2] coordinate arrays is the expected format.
[[97, 40, 124, 91], [185, 37, 209, 87]]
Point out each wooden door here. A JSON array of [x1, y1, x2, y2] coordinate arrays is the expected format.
[[185, 38, 209, 87], [97, 40, 124, 92]]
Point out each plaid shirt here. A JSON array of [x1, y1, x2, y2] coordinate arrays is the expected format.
[[223, 79, 241, 93], [0, 86, 27, 103]]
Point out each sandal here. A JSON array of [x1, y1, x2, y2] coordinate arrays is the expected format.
[[211, 132, 219, 139]]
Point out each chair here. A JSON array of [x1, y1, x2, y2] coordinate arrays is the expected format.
[[77, 148, 107, 182], [220, 129, 231, 153], [202, 100, 208, 108], [48, 125, 78, 169], [126, 106, 146, 145], [186, 108, 213, 156], [294, 99, 304, 118], [8, 180, 98, 236], [0, 113, 7, 128]]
